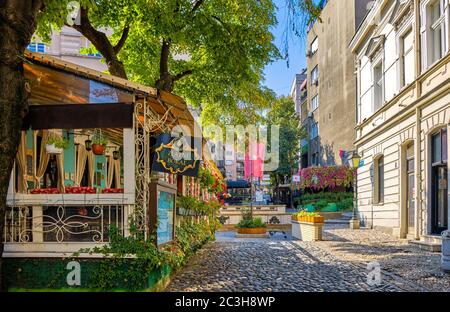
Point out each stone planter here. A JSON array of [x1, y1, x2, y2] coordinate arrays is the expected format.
[[291, 220, 324, 241], [236, 227, 269, 238], [237, 227, 267, 235], [442, 231, 450, 272]]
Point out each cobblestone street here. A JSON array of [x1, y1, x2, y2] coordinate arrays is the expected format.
[[167, 225, 450, 292]]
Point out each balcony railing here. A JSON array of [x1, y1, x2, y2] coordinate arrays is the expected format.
[[3, 204, 124, 243]]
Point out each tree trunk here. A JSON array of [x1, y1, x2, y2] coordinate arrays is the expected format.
[[0, 0, 43, 291]]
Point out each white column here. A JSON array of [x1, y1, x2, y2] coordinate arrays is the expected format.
[[32, 206, 43, 243], [123, 128, 135, 200]]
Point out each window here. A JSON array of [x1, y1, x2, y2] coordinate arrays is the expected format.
[[310, 122, 319, 139], [432, 128, 448, 164], [373, 62, 383, 111], [27, 42, 46, 53], [374, 156, 384, 204], [310, 37, 318, 55], [401, 29, 415, 87], [431, 128, 448, 233], [311, 66, 319, 85], [311, 95, 319, 111], [423, 0, 447, 68]]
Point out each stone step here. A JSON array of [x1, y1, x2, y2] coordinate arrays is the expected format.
[[422, 234, 443, 245], [325, 219, 351, 224], [410, 240, 442, 252]]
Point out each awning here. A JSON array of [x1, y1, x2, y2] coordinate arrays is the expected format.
[[22, 103, 134, 130], [227, 180, 250, 189]]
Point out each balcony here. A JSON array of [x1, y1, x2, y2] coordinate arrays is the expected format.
[[3, 204, 125, 244]]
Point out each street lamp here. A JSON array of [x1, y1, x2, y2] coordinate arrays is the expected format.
[[349, 150, 361, 230]]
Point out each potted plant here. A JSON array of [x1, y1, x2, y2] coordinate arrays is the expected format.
[[45, 136, 68, 154], [235, 209, 267, 236], [291, 211, 324, 241], [92, 137, 108, 155], [236, 217, 267, 235]]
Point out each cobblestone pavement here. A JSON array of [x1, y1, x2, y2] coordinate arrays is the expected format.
[[317, 225, 450, 292], [166, 225, 439, 292]]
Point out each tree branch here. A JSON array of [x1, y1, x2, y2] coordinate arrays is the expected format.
[[113, 26, 130, 54], [68, 6, 127, 78], [160, 38, 171, 76], [173, 69, 193, 82], [191, 0, 204, 13], [211, 15, 231, 35]]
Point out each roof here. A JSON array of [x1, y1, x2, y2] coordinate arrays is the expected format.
[[23, 51, 198, 136]]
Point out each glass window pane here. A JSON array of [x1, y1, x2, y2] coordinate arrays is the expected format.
[[442, 129, 447, 162], [377, 158, 384, 203], [432, 132, 441, 163]]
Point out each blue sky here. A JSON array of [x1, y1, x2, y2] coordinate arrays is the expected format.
[[263, 0, 307, 97]]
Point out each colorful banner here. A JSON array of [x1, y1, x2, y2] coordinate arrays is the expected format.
[[244, 142, 265, 179]]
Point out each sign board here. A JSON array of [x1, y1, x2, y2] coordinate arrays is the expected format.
[[152, 133, 201, 177]]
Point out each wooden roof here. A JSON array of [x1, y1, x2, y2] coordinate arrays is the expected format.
[[24, 51, 198, 137]]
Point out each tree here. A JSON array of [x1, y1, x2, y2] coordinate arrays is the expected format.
[[0, 0, 51, 291], [0, 0, 317, 289], [41, 0, 318, 126], [266, 96, 305, 206]]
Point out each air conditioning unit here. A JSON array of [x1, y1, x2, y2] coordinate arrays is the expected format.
[[306, 50, 312, 58]]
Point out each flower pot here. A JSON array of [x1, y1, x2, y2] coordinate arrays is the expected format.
[[45, 143, 63, 154], [92, 144, 106, 155], [237, 227, 267, 235], [312, 216, 325, 223]]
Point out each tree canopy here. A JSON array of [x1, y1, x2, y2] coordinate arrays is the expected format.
[[266, 96, 304, 186], [34, 0, 321, 126]]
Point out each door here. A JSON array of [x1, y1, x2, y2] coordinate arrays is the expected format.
[[432, 166, 448, 234], [406, 145, 415, 234], [407, 172, 415, 234], [431, 129, 448, 235]]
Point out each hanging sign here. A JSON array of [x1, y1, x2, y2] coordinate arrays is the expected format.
[[152, 133, 201, 177]]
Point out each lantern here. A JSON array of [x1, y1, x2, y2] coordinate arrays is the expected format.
[[113, 150, 120, 160], [349, 151, 361, 169], [85, 139, 92, 151]]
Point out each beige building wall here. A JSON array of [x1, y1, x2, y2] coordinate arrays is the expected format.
[[306, 0, 370, 166], [351, 0, 450, 240]]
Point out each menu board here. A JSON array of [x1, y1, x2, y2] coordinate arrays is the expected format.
[[157, 190, 175, 244]]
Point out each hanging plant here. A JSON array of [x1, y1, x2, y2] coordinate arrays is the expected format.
[[91, 129, 108, 155], [198, 167, 215, 191], [45, 135, 68, 154]]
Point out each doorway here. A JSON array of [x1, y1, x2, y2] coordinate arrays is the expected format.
[[431, 129, 448, 234], [406, 144, 415, 235]]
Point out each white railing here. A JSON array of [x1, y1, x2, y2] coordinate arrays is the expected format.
[[3, 204, 124, 243]]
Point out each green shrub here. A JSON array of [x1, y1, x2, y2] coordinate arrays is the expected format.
[[236, 217, 267, 229], [294, 192, 354, 212]]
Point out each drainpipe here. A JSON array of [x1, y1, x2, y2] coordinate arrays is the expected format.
[[414, 0, 422, 241], [415, 107, 422, 240]]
